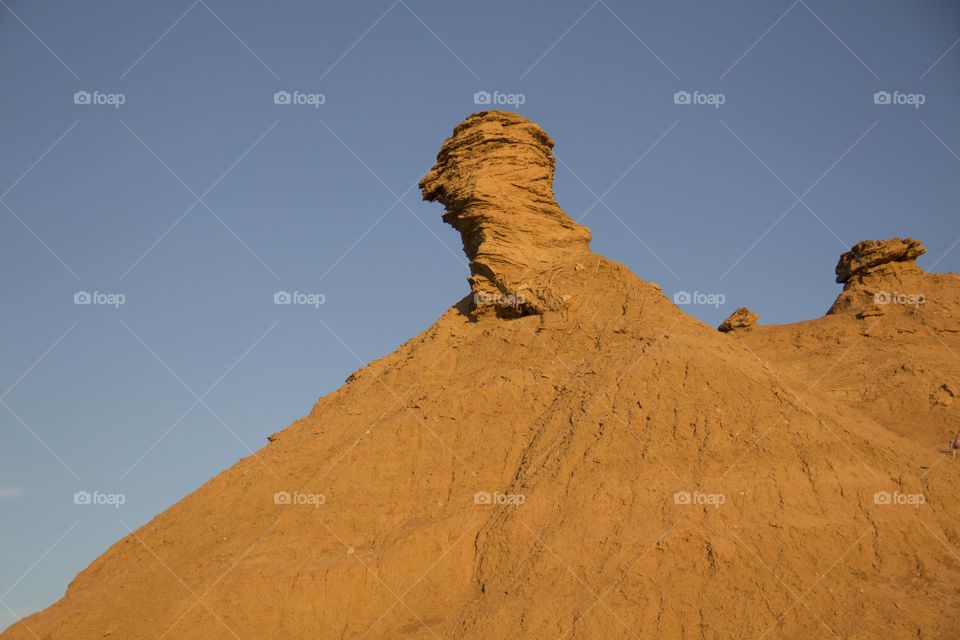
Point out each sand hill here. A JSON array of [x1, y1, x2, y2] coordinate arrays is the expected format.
[[4, 111, 959, 639]]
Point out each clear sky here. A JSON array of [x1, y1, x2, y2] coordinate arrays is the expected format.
[[1, 0, 958, 627]]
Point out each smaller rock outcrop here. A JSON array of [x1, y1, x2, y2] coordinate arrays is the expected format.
[[719, 307, 759, 333]]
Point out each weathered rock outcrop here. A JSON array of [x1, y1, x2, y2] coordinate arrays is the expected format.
[[420, 111, 592, 316], [718, 306, 759, 332], [828, 237, 928, 316], [835, 237, 926, 284]]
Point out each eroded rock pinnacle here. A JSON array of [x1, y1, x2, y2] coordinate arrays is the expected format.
[[420, 111, 592, 316]]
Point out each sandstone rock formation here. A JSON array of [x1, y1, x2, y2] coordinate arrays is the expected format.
[[835, 237, 926, 284], [718, 306, 759, 332], [828, 237, 929, 316], [420, 111, 592, 316], [4, 115, 960, 640]]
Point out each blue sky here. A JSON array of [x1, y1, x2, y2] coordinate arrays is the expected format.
[[1, 0, 958, 627]]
